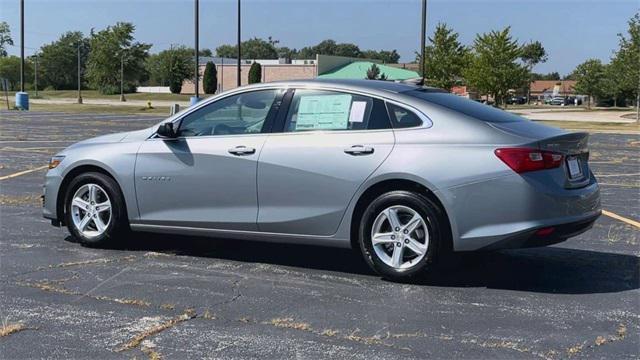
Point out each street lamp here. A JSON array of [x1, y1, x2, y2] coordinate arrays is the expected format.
[[420, 0, 427, 85], [237, 0, 241, 87], [193, 0, 200, 103], [120, 49, 126, 102], [77, 42, 83, 104]]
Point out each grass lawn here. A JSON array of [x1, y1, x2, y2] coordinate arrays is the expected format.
[[28, 103, 171, 115], [8, 90, 192, 102]]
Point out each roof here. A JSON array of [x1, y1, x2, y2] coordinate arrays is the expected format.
[[227, 79, 423, 97], [318, 61, 420, 81], [530, 80, 576, 93]]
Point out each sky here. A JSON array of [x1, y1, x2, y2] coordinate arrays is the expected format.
[[1, 0, 637, 75]]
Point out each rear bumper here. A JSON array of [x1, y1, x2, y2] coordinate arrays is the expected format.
[[478, 211, 600, 251], [440, 172, 601, 251]]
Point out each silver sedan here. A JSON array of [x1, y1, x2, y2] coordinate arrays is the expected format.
[[43, 79, 601, 281]]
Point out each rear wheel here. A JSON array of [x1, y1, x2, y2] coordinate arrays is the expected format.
[[64, 172, 129, 247], [358, 191, 443, 281]]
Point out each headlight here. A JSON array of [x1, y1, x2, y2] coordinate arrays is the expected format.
[[48, 156, 65, 169]]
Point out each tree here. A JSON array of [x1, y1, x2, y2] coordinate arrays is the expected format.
[[203, 61, 217, 94], [216, 37, 278, 59], [38, 31, 90, 90], [520, 41, 548, 102], [361, 49, 400, 64], [85, 22, 151, 94], [199, 48, 213, 57], [612, 13, 640, 119], [464, 27, 528, 107], [146, 46, 194, 90], [419, 23, 469, 91], [572, 59, 606, 109], [248, 62, 261, 84], [0, 22, 13, 57], [531, 72, 561, 81], [0, 56, 33, 90], [365, 63, 387, 80]]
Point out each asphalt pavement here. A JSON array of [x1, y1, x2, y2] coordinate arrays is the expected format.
[[0, 110, 638, 359]]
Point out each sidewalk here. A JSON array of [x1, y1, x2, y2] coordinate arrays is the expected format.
[[508, 109, 636, 123], [31, 97, 191, 108]]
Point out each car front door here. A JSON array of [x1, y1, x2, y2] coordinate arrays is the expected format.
[[257, 88, 395, 235], [135, 89, 283, 231]]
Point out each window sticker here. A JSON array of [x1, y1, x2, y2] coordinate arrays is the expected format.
[[295, 94, 352, 130], [348, 101, 367, 123]]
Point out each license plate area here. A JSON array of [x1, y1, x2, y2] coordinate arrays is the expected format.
[[566, 156, 583, 179]]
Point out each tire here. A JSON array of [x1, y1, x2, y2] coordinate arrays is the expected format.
[[358, 190, 444, 281], [64, 172, 130, 247]]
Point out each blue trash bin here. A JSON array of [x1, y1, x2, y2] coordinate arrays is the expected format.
[[190, 96, 200, 106], [15, 92, 29, 110]]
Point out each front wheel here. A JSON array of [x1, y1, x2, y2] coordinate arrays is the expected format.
[[358, 191, 443, 281], [64, 172, 130, 247]]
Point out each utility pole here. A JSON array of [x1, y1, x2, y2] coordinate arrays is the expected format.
[[77, 43, 82, 104], [34, 54, 38, 97], [420, 0, 427, 85], [194, 0, 200, 100], [20, 0, 25, 92], [236, 0, 241, 87], [120, 51, 126, 102]]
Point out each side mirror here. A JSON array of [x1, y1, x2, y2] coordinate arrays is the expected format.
[[157, 122, 177, 138]]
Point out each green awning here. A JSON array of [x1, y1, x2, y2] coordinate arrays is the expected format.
[[318, 61, 419, 81]]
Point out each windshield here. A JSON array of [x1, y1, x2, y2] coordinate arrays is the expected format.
[[406, 90, 525, 123]]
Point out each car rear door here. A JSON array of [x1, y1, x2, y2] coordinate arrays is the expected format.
[[256, 88, 395, 236], [134, 89, 284, 231]]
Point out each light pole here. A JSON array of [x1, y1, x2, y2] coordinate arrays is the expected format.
[[20, 0, 25, 92], [33, 53, 38, 97], [120, 51, 126, 102], [236, 0, 241, 87], [194, 0, 200, 101], [77, 42, 83, 104], [420, 0, 427, 85]]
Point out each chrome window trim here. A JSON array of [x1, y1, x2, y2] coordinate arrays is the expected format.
[[149, 84, 433, 140]]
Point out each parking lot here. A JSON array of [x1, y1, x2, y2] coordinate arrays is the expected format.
[[0, 110, 638, 359]]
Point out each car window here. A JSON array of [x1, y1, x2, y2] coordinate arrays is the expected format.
[[386, 103, 423, 128], [406, 89, 524, 123], [178, 90, 280, 137], [284, 89, 390, 132]]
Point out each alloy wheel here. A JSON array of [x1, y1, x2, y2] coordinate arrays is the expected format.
[[371, 205, 429, 270], [70, 183, 112, 238]]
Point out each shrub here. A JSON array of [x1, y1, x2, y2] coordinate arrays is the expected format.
[[248, 62, 261, 84], [203, 62, 217, 94], [169, 79, 182, 94]]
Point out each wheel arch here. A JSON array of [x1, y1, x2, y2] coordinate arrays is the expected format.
[[56, 164, 124, 224], [349, 178, 453, 254]]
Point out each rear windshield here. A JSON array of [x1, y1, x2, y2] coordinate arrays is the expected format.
[[406, 90, 524, 123]]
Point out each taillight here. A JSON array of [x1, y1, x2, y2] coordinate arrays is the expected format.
[[495, 148, 563, 174]]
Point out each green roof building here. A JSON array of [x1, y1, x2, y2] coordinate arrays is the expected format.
[[318, 61, 419, 81]]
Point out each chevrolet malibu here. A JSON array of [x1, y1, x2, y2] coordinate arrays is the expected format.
[[43, 79, 601, 280]]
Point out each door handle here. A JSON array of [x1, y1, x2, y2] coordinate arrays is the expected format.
[[228, 146, 256, 156], [344, 145, 374, 156]]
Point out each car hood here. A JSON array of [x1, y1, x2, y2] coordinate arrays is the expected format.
[[63, 128, 156, 151]]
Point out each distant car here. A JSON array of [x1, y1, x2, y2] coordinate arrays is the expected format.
[[549, 97, 567, 105], [567, 97, 583, 106], [43, 79, 601, 281], [506, 96, 527, 105]]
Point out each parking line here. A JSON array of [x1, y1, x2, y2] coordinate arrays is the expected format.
[[602, 210, 640, 229], [0, 165, 48, 181]]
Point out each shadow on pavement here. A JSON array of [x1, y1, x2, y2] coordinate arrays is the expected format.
[[67, 233, 639, 295]]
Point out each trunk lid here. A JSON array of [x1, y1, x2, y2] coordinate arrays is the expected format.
[[490, 121, 592, 189]]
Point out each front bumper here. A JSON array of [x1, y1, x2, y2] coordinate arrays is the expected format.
[[42, 170, 63, 223]]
